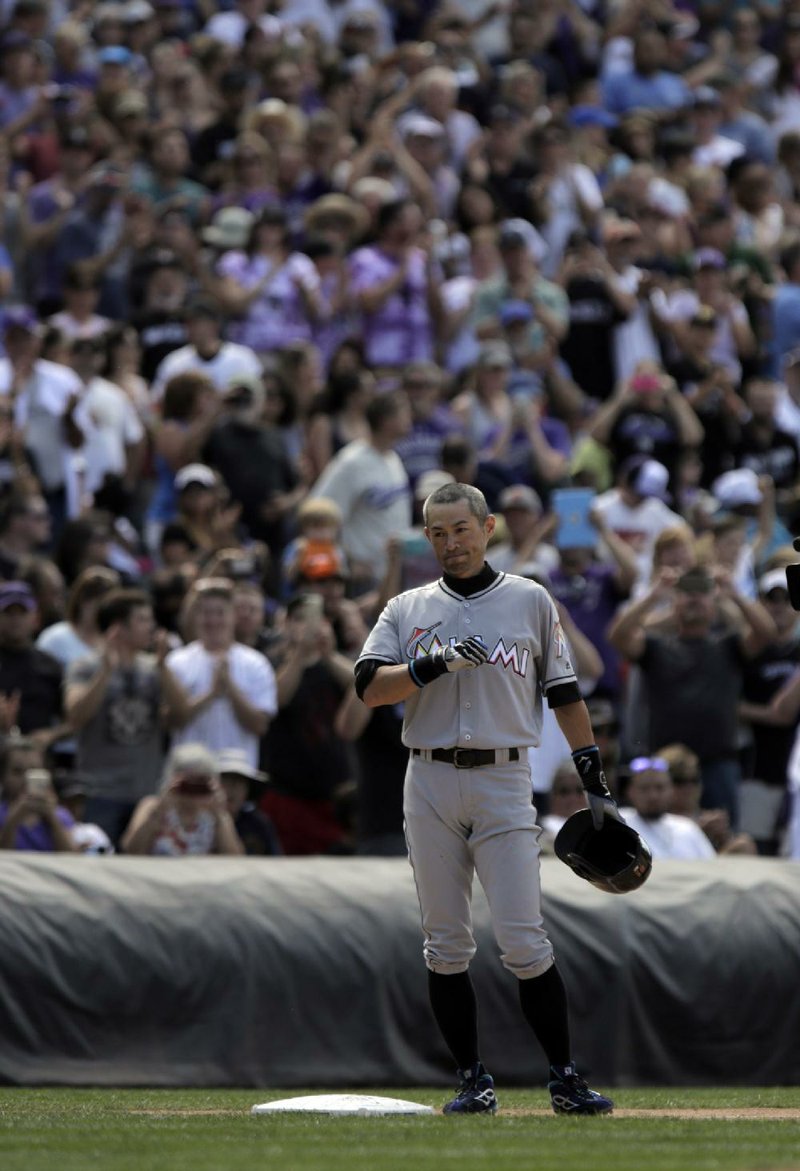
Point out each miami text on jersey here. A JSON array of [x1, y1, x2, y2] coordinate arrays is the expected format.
[[406, 627, 530, 677]]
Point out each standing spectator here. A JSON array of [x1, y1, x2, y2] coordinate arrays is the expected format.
[[0, 734, 76, 852], [0, 492, 51, 582], [734, 379, 800, 496], [166, 578, 276, 767], [36, 567, 120, 668], [769, 243, 800, 379], [263, 592, 355, 855], [0, 305, 84, 532], [203, 373, 304, 556], [0, 580, 64, 746], [587, 362, 704, 483], [349, 198, 442, 375], [393, 361, 462, 490], [309, 392, 412, 589], [151, 298, 263, 400], [619, 757, 717, 860], [601, 27, 691, 117], [558, 230, 634, 400], [46, 267, 111, 341], [146, 371, 221, 551], [593, 456, 683, 578], [121, 743, 244, 856], [132, 126, 209, 225], [609, 565, 775, 827], [737, 569, 800, 854], [472, 221, 568, 366], [65, 587, 185, 847], [214, 205, 322, 357]]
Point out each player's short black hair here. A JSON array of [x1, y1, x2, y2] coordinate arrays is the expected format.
[[422, 483, 489, 526]]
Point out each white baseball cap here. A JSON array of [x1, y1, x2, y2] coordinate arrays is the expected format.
[[174, 463, 216, 491], [712, 468, 762, 509]]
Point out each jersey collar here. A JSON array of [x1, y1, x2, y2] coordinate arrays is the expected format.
[[440, 562, 500, 598]]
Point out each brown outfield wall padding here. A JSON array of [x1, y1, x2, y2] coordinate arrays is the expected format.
[[0, 854, 798, 1087]]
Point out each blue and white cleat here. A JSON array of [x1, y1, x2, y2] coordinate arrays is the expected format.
[[548, 1064, 614, 1115], [442, 1063, 498, 1115]]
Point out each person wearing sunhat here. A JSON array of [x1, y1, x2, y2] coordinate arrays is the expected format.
[[216, 747, 281, 855]]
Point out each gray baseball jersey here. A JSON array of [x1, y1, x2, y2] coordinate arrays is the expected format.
[[356, 571, 577, 749]]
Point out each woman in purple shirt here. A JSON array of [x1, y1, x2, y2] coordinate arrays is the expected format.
[[349, 198, 443, 372], [215, 205, 322, 356]]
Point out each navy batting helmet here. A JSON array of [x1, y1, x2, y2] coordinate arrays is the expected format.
[[554, 810, 652, 894]]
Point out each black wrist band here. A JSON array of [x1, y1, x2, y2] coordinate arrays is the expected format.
[[408, 653, 448, 688]]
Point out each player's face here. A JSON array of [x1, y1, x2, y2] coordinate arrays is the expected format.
[[425, 501, 495, 578]]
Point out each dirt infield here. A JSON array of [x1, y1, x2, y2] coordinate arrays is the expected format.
[[129, 1107, 800, 1121]]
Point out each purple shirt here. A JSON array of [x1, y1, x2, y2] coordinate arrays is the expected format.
[[394, 406, 463, 486], [216, 249, 320, 354], [350, 245, 435, 368], [0, 802, 74, 851], [549, 563, 625, 695]]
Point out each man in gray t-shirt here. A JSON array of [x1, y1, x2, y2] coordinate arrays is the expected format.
[[66, 588, 187, 847]]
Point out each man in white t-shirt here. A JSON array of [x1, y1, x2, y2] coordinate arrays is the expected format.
[[593, 456, 683, 579], [69, 337, 145, 499], [166, 578, 277, 768], [309, 392, 412, 588], [152, 299, 262, 399], [620, 756, 716, 860]]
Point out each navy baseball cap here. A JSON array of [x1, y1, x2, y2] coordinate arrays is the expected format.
[[3, 305, 40, 335], [0, 581, 36, 611]]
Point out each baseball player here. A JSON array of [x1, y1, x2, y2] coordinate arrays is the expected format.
[[355, 482, 621, 1115]]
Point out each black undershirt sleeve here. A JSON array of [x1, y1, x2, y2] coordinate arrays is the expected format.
[[546, 681, 582, 709], [354, 658, 383, 701]]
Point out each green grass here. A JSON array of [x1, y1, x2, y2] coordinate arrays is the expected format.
[[1, 1087, 799, 1171]]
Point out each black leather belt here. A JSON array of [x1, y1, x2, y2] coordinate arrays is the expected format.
[[412, 747, 521, 769]]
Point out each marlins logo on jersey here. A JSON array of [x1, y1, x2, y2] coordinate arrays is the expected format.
[[406, 622, 443, 658]]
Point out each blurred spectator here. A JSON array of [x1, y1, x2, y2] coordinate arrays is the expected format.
[[36, 565, 119, 667], [309, 391, 412, 589], [166, 577, 276, 767], [204, 372, 304, 555], [0, 491, 51, 580], [65, 587, 183, 846], [593, 457, 683, 578], [263, 592, 355, 855], [0, 736, 76, 852], [152, 297, 262, 399], [0, 579, 64, 745], [334, 681, 406, 856], [619, 756, 717, 860], [349, 197, 442, 373], [539, 761, 587, 843], [215, 205, 322, 356], [216, 746, 281, 856], [490, 484, 557, 579], [609, 565, 776, 827], [120, 742, 244, 855]]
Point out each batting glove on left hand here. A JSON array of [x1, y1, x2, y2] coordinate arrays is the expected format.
[[442, 636, 489, 672], [572, 744, 625, 831]]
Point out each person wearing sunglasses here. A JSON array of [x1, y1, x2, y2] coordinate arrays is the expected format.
[[619, 756, 716, 860]]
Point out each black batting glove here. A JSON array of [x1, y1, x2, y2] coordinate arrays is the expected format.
[[571, 745, 625, 831]]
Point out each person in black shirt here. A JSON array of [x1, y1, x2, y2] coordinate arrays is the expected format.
[[738, 568, 800, 852], [191, 69, 253, 190], [734, 379, 800, 497], [0, 580, 64, 746], [334, 685, 407, 856], [217, 748, 281, 856], [203, 374, 305, 557], [559, 232, 633, 401]]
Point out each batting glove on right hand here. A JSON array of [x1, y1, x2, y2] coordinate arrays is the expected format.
[[442, 636, 489, 672]]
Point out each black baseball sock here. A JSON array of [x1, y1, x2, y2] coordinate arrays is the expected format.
[[518, 963, 571, 1068], [428, 970, 480, 1073]]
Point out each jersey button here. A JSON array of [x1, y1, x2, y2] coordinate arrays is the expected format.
[[465, 702, 472, 709], [465, 734, 472, 741], [465, 618, 471, 625], [464, 602, 470, 608]]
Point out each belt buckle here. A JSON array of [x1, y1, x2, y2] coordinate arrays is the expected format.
[[452, 748, 475, 769]]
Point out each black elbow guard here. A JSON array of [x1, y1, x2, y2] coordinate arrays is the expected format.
[[354, 659, 380, 701]]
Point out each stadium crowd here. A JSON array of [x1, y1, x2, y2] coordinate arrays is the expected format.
[[1, 0, 800, 863]]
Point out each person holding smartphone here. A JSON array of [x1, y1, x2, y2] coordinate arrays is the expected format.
[[120, 743, 243, 856], [0, 737, 76, 852]]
